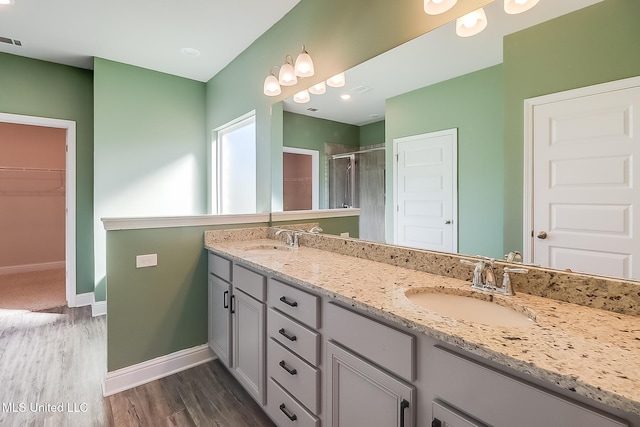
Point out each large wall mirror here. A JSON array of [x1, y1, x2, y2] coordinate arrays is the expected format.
[[275, 0, 640, 282]]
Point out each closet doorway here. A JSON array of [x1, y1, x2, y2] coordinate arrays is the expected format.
[[0, 113, 76, 311]]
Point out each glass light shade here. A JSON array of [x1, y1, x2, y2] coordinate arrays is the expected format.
[[295, 51, 315, 77], [326, 72, 346, 88], [263, 74, 281, 96], [308, 81, 326, 95], [423, 0, 457, 15], [456, 8, 487, 37], [279, 62, 298, 86], [504, 0, 540, 14], [293, 89, 311, 104]]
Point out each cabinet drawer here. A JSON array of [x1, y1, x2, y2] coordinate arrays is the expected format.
[[268, 338, 319, 414], [325, 302, 415, 381], [268, 279, 319, 328], [268, 308, 320, 366], [233, 264, 266, 301], [208, 252, 232, 282], [432, 346, 628, 427], [267, 378, 319, 427]]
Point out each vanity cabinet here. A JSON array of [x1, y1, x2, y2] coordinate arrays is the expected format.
[[431, 346, 628, 427], [207, 252, 266, 405], [324, 302, 416, 427], [265, 278, 321, 425]]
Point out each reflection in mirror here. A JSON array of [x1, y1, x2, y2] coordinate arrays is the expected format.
[[280, 0, 640, 281]]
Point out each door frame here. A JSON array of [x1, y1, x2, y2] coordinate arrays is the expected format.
[[282, 146, 319, 210], [0, 112, 77, 306], [392, 128, 458, 252], [523, 75, 640, 263]]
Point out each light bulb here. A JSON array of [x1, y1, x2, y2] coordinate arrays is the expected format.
[[504, 0, 539, 14], [456, 8, 487, 37], [263, 74, 281, 96], [279, 62, 297, 86], [326, 72, 346, 88], [309, 82, 326, 95], [293, 90, 310, 104], [424, 0, 457, 15], [294, 47, 315, 78]]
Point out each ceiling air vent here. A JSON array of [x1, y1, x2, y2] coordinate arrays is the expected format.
[[0, 37, 22, 46]]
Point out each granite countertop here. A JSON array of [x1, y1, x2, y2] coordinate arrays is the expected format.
[[204, 232, 640, 418]]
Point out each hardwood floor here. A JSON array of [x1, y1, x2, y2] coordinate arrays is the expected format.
[[0, 306, 275, 427]]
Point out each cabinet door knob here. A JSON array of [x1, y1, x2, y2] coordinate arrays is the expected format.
[[278, 328, 297, 342], [279, 296, 298, 307], [537, 231, 548, 239], [279, 360, 298, 375], [279, 403, 297, 421]]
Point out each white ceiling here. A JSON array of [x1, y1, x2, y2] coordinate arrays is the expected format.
[[0, 0, 301, 82], [283, 0, 604, 126]]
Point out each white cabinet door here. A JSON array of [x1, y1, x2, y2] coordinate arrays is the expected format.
[[326, 341, 415, 427], [232, 288, 265, 405], [208, 274, 231, 367]]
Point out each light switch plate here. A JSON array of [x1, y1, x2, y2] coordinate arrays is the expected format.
[[136, 254, 157, 268]]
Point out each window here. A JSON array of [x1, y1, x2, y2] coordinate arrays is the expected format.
[[212, 115, 256, 214]]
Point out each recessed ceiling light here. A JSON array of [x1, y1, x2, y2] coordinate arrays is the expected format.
[[340, 94, 351, 100], [181, 47, 200, 57]]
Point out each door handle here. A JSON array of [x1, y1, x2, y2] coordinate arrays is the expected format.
[[279, 360, 297, 375], [537, 231, 548, 239], [278, 328, 297, 342], [279, 296, 298, 307], [400, 399, 410, 427], [444, 220, 452, 224], [279, 403, 297, 421]]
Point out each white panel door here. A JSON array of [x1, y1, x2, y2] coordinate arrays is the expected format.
[[394, 129, 457, 252], [532, 85, 640, 278]]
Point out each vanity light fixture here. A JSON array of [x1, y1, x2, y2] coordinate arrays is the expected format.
[[423, 0, 457, 15], [279, 55, 298, 86], [504, 0, 540, 14], [326, 72, 346, 88], [263, 66, 282, 97], [0, 0, 15, 4], [456, 7, 487, 37], [308, 81, 326, 95], [293, 89, 311, 104], [294, 45, 315, 78]]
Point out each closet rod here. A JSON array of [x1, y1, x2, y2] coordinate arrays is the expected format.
[[0, 166, 65, 173]]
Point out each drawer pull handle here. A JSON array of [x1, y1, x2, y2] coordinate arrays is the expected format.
[[223, 290, 229, 309], [400, 399, 410, 427], [279, 296, 298, 307], [278, 328, 297, 342], [279, 403, 297, 421], [279, 360, 297, 375]]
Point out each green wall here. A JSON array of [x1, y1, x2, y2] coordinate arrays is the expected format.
[[0, 53, 95, 295], [360, 120, 385, 146], [503, 0, 640, 252], [386, 65, 504, 258], [94, 58, 207, 300], [106, 223, 267, 371]]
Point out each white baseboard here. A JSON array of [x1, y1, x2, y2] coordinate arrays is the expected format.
[[103, 344, 215, 396], [69, 292, 93, 308], [0, 261, 65, 276], [92, 300, 107, 317]]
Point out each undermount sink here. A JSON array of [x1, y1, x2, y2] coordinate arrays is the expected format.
[[244, 244, 293, 255], [405, 288, 535, 327]]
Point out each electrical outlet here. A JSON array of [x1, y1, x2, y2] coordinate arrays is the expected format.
[[340, 232, 350, 237], [136, 254, 157, 268]]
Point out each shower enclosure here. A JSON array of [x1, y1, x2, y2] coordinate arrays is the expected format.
[[328, 146, 385, 242]]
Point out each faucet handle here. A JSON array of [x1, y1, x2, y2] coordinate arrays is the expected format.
[[501, 267, 528, 296], [504, 251, 523, 263]]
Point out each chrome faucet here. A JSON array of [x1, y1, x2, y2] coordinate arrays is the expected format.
[[275, 229, 300, 248], [461, 257, 527, 295], [504, 251, 523, 263], [308, 226, 323, 234]]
